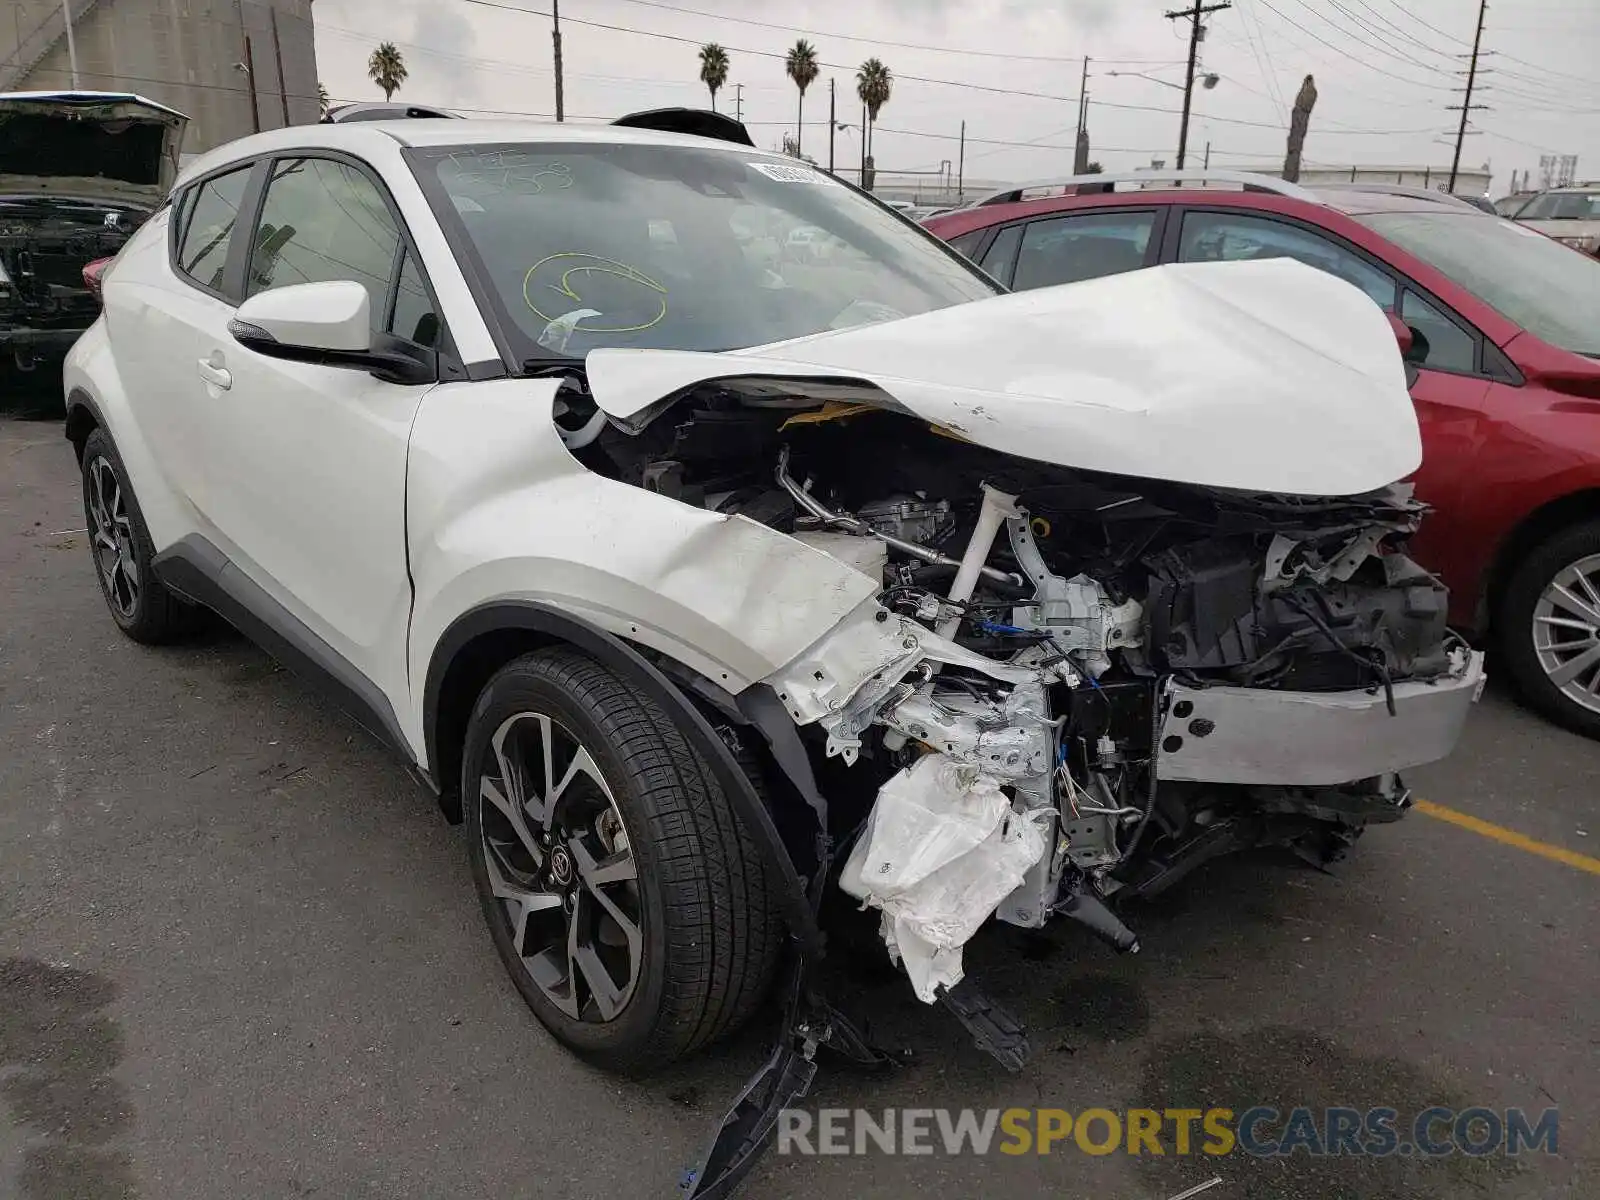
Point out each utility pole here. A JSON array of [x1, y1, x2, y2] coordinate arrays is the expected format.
[[1073, 57, 1090, 174], [828, 78, 836, 175], [552, 0, 565, 122], [1447, 0, 1490, 193], [860, 101, 868, 190], [957, 119, 965, 202], [60, 0, 80, 88], [243, 33, 260, 133], [270, 7, 291, 126], [1165, 0, 1230, 170], [732, 84, 744, 123], [1203, 140, 1211, 169]]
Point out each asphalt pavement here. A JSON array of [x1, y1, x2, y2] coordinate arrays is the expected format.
[[2, 411, 1596, 1200]]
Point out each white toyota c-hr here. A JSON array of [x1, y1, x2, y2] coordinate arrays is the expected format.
[[63, 117, 1482, 1194]]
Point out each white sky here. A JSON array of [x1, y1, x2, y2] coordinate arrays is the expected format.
[[313, 0, 1600, 194]]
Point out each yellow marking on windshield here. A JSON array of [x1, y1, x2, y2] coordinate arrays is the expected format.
[[523, 252, 668, 334]]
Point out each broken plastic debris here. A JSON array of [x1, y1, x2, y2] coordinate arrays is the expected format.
[[840, 754, 1008, 897], [840, 753, 1049, 1002]]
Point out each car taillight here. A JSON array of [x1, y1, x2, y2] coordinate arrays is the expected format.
[[83, 257, 114, 303]]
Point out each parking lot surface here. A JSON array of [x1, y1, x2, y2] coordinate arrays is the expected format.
[[2, 413, 1596, 1199]]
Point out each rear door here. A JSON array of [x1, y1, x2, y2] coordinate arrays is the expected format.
[[959, 207, 1165, 289], [196, 153, 447, 700], [115, 159, 262, 517]]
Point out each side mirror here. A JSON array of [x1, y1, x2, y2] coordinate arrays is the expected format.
[[229, 280, 435, 385], [1386, 310, 1415, 358]]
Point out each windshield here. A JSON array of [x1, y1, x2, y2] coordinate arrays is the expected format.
[[1357, 211, 1600, 355], [1516, 191, 1600, 221], [409, 142, 998, 364]]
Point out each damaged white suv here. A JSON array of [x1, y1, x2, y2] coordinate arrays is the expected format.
[[65, 117, 1483, 1195]]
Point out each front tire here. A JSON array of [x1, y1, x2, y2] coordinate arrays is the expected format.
[[1498, 518, 1600, 740], [79, 428, 195, 644], [461, 647, 782, 1074]]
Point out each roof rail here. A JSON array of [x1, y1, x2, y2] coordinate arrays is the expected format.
[[966, 169, 1318, 208], [1312, 181, 1486, 211]]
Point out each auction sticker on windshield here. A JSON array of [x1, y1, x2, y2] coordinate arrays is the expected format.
[[750, 161, 827, 184]]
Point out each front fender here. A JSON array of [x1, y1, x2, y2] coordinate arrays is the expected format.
[[402, 379, 879, 753]]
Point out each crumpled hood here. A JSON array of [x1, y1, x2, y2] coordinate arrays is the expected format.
[[585, 258, 1422, 498], [0, 91, 187, 207]]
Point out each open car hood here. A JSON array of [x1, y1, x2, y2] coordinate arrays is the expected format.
[[585, 258, 1422, 498], [0, 91, 187, 208]]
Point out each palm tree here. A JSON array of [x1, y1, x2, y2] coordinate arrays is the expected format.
[[318, 82, 331, 119], [785, 39, 820, 155], [368, 42, 408, 102], [856, 57, 892, 165], [699, 43, 730, 112]]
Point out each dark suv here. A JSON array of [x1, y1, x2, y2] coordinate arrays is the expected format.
[[0, 91, 186, 376]]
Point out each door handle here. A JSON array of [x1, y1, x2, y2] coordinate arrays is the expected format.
[[197, 359, 232, 390]]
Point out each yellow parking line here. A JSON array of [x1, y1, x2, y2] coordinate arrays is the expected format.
[[1414, 798, 1600, 877]]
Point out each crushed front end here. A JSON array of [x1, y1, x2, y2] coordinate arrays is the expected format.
[[758, 441, 1483, 996], [672, 404, 1480, 1197]]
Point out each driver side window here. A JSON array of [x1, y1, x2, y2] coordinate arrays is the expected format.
[[248, 157, 400, 329]]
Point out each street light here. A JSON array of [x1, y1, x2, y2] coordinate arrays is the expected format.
[[1106, 69, 1220, 169], [1107, 69, 1220, 93]]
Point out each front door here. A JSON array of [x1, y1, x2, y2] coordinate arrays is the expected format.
[[195, 154, 443, 701]]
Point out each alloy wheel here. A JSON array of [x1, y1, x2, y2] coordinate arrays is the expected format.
[[1532, 551, 1600, 716], [87, 455, 140, 620], [476, 711, 642, 1022]]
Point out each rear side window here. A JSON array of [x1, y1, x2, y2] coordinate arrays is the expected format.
[[1401, 290, 1476, 374], [946, 228, 986, 260], [1178, 211, 1397, 310], [978, 223, 1024, 286], [247, 157, 401, 330], [1013, 211, 1156, 290], [175, 166, 253, 294]]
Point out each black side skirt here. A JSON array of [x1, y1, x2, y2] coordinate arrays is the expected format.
[[151, 534, 413, 761]]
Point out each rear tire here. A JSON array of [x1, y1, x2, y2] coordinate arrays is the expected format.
[[79, 428, 196, 644], [461, 647, 782, 1073], [1497, 518, 1600, 741]]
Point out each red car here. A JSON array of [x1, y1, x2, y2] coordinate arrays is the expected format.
[[927, 175, 1600, 738]]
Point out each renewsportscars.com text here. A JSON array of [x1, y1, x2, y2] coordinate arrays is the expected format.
[[776, 1106, 1559, 1158]]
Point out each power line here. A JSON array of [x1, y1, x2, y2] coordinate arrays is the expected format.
[[1487, 53, 1600, 92], [1319, 0, 1459, 70], [1343, 0, 1457, 57], [1251, 0, 1457, 91], [596, 0, 1186, 66], [1236, 0, 1290, 124], [1281, 0, 1460, 80], [1371, 0, 1473, 48], [455, 0, 1342, 132]]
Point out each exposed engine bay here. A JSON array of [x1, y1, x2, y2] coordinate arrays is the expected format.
[[0, 197, 146, 369], [567, 379, 1484, 1001]]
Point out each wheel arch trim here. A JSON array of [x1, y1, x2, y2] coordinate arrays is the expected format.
[[424, 600, 823, 952], [1482, 487, 1600, 632]]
